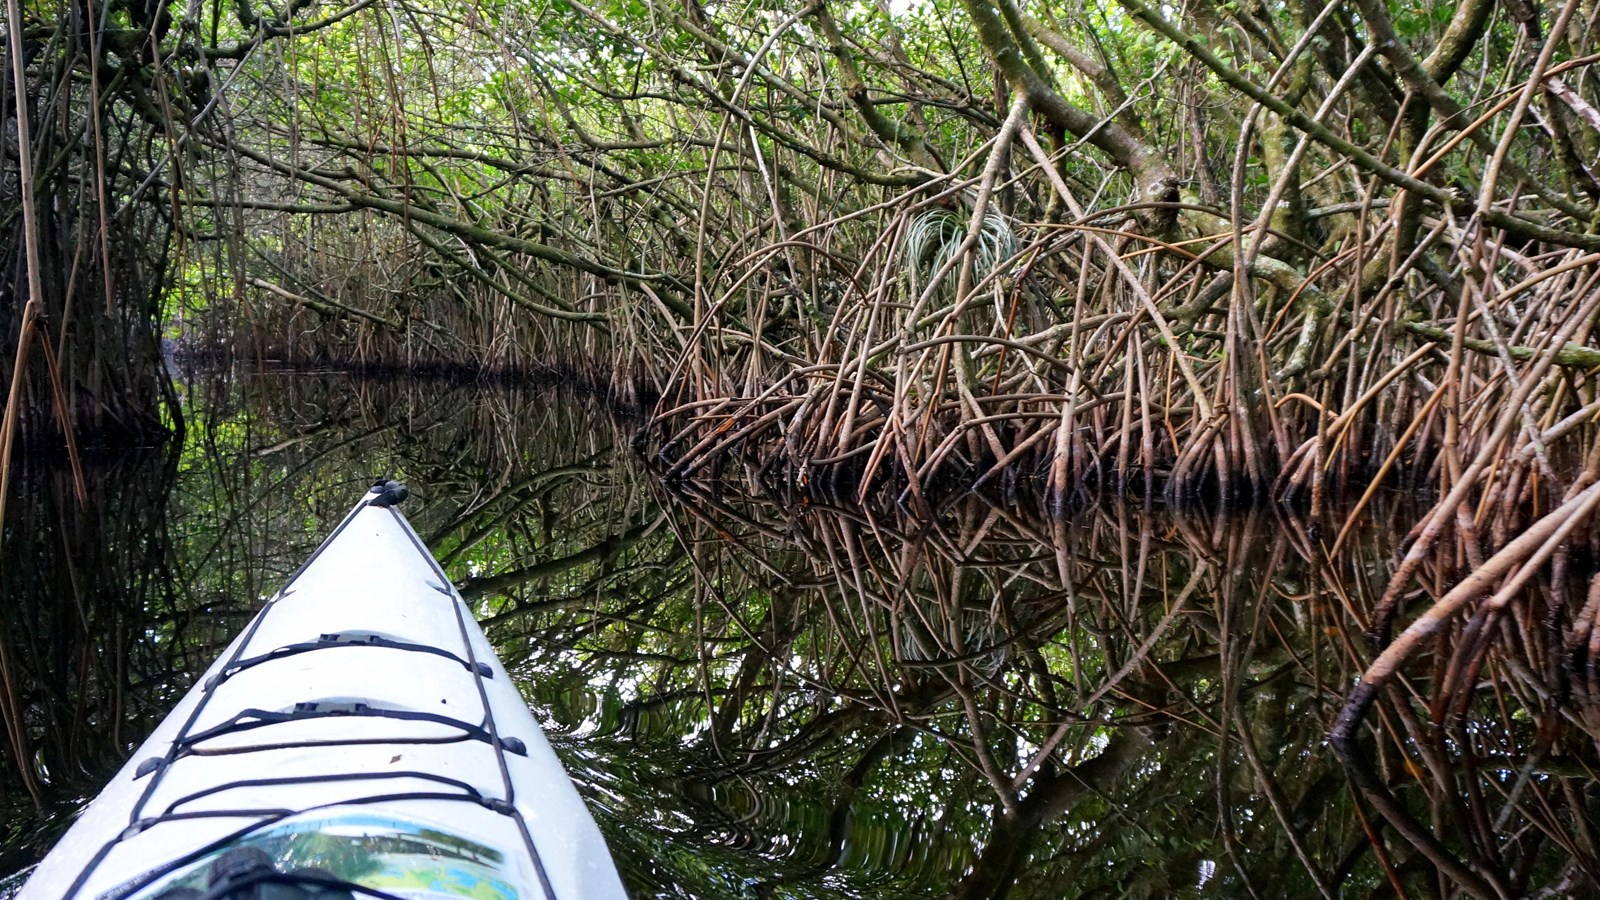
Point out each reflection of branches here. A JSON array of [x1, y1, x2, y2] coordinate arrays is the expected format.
[[31, 373, 1596, 897], [961, 729, 1154, 899], [461, 514, 663, 603], [0, 445, 187, 865], [535, 476, 1600, 896]]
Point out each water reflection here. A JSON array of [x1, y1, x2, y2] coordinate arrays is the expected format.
[[0, 444, 188, 880], [3, 374, 1598, 898]]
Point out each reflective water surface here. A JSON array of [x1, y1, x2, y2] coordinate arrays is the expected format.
[[2, 374, 1598, 898]]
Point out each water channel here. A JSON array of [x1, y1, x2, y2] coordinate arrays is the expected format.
[[1, 372, 1595, 898]]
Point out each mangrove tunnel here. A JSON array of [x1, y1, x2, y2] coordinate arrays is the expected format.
[[3, 0, 1600, 895]]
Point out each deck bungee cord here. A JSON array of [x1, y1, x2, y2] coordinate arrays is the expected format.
[[21, 481, 625, 900]]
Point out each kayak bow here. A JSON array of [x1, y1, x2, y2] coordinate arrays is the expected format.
[[21, 482, 627, 900]]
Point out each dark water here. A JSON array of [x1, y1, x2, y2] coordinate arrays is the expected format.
[[2, 374, 1597, 898]]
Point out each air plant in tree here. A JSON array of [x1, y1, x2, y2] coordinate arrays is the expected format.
[[903, 207, 1019, 332]]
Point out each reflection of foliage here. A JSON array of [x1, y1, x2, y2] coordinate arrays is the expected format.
[[6, 376, 1600, 899], [0, 444, 190, 870], [514, 477, 1600, 899], [0, 375, 630, 881]]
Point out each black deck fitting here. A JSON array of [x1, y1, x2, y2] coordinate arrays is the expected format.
[[370, 479, 409, 507]]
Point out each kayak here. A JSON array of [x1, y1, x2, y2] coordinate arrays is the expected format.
[[19, 481, 627, 900]]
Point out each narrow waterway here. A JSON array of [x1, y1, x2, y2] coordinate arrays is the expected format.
[[2, 372, 1596, 898]]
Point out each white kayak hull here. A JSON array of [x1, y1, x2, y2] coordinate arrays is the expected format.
[[20, 483, 627, 900]]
